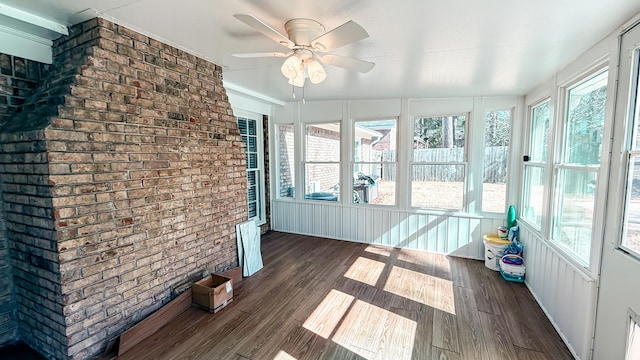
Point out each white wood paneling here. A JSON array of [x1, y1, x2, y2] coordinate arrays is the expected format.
[[227, 88, 280, 115], [409, 98, 474, 116], [226, 83, 284, 111], [272, 102, 297, 124], [300, 101, 343, 122], [349, 99, 401, 119], [519, 224, 596, 360], [272, 200, 497, 260]]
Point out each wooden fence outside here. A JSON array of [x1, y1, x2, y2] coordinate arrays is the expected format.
[[374, 147, 508, 183]]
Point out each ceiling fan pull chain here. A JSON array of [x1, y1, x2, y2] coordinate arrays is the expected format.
[[302, 84, 306, 104], [291, 84, 296, 99]]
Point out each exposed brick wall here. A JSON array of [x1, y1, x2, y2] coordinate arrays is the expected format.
[[0, 54, 50, 128], [372, 129, 395, 152], [0, 183, 17, 346], [0, 18, 246, 359], [0, 53, 51, 348], [0, 132, 64, 359], [278, 125, 294, 198], [305, 126, 340, 193]]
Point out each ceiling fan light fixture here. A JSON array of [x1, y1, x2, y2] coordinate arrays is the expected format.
[[288, 70, 305, 87], [281, 55, 302, 79], [307, 60, 326, 84]]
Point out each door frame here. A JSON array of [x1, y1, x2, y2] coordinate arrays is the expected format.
[[594, 18, 640, 360]]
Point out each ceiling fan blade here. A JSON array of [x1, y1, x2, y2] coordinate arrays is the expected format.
[[232, 52, 292, 58], [318, 54, 375, 73], [311, 21, 369, 52], [234, 14, 294, 49]]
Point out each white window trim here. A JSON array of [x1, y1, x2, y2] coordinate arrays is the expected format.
[[410, 113, 469, 212], [479, 106, 514, 215], [351, 118, 399, 208], [520, 98, 552, 231], [548, 65, 611, 272], [275, 124, 296, 201], [235, 110, 267, 225], [626, 308, 640, 359], [302, 122, 342, 202], [619, 44, 640, 259]]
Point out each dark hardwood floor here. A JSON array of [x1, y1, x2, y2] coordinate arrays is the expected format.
[[117, 231, 574, 360]]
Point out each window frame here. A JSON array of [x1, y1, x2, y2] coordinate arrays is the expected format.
[[481, 107, 513, 214], [351, 118, 399, 207], [302, 122, 342, 202], [410, 113, 469, 212], [236, 111, 266, 225], [619, 46, 640, 259], [275, 124, 296, 200], [521, 98, 552, 231], [626, 308, 640, 359], [550, 67, 609, 268]]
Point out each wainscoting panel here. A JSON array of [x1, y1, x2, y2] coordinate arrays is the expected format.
[[272, 200, 504, 260], [519, 224, 597, 360]]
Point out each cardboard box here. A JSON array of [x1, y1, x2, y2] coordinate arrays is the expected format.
[[192, 274, 233, 313]]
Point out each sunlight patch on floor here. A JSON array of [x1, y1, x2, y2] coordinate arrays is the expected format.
[[364, 245, 391, 257], [332, 299, 417, 360], [273, 350, 297, 360], [383, 266, 455, 314], [397, 250, 452, 277], [303, 289, 355, 339], [397, 250, 423, 266], [344, 256, 386, 286]]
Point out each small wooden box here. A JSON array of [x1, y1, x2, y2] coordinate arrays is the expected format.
[[192, 274, 233, 313]]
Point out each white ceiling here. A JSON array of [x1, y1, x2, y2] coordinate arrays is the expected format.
[[2, 0, 640, 102]]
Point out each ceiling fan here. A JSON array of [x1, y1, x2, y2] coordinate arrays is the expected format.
[[232, 14, 375, 88]]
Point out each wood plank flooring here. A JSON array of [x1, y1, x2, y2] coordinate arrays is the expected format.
[[115, 232, 574, 360]]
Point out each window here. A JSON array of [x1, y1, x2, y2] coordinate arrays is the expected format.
[[627, 310, 640, 360], [552, 70, 608, 265], [482, 109, 511, 213], [622, 55, 640, 257], [304, 123, 340, 201], [352, 119, 397, 205], [522, 100, 550, 228], [411, 115, 467, 210], [277, 124, 295, 198], [237, 115, 265, 222]]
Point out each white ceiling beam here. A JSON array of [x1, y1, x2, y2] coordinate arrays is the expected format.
[[225, 81, 286, 107], [0, 2, 68, 36], [0, 27, 52, 63]]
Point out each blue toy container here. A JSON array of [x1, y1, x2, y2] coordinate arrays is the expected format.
[[499, 254, 525, 283]]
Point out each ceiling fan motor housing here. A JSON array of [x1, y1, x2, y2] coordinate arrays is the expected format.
[[284, 18, 326, 50]]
